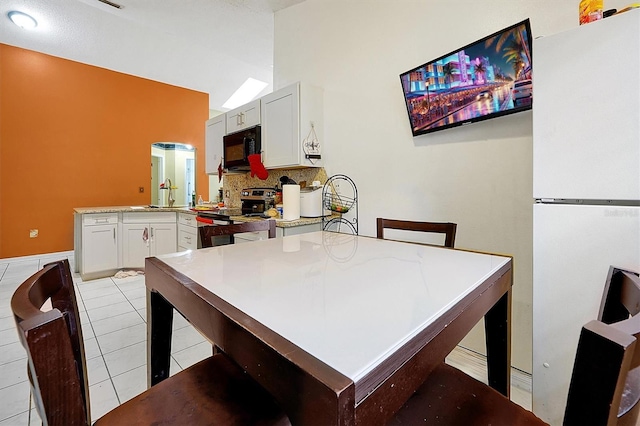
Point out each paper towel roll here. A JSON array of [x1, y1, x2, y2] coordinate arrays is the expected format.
[[282, 184, 301, 220]]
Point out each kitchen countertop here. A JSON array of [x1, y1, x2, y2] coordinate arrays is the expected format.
[[229, 214, 331, 228], [73, 205, 243, 215], [74, 206, 195, 214], [73, 206, 329, 228]]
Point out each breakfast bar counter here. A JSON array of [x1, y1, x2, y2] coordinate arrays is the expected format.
[[73, 205, 326, 228], [74, 205, 329, 280], [74, 205, 200, 214]]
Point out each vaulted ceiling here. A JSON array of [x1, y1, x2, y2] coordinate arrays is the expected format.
[[0, 0, 306, 111]]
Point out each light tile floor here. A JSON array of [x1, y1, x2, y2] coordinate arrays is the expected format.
[[0, 252, 211, 425], [0, 251, 532, 425]]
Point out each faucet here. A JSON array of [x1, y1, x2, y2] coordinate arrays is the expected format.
[[165, 178, 175, 207]]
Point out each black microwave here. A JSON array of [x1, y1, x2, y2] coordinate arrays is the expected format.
[[223, 125, 261, 171]]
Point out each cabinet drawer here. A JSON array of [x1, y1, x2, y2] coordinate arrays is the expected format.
[[123, 212, 176, 223], [178, 213, 198, 227], [83, 213, 118, 226], [178, 225, 198, 250]]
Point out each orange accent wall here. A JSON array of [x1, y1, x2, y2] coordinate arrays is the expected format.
[[0, 44, 209, 258]]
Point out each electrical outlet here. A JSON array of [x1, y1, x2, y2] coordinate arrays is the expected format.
[[139, 187, 144, 193], [225, 190, 230, 197], [29, 229, 38, 238]]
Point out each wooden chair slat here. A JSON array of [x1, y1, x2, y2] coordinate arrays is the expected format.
[[376, 218, 457, 248]]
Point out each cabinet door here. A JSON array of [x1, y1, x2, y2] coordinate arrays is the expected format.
[[150, 222, 177, 256], [262, 84, 299, 168], [205, 115, 225, 174], [226, 99, 261, 133], [82, 224, 118, 274], [122, 224, 149, 269]]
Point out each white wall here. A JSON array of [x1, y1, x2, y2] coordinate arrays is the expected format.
[[273, 0, 632, 373]]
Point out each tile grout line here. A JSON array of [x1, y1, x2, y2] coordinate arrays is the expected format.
[[82, 277, 126, 407], [75, 285, 119, 402]]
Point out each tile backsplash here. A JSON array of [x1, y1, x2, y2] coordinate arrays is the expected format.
[[223, 168, 328, 207]]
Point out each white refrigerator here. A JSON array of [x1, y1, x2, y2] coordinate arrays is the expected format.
[[533, 9, 640, 425]]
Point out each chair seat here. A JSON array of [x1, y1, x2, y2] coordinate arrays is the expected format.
[[96, 353, 290, 426], [388, 363, 547, 426]]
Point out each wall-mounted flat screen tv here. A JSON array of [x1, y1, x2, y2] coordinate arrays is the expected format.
[[400, 19, 532, 137]]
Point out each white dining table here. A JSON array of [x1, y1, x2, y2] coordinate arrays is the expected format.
[[145, 231, 513, 425]]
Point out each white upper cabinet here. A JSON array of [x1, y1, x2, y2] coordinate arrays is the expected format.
[[226, 99, 261, 134], [261, 82, 323, 169], [205, 115, 225, 174]]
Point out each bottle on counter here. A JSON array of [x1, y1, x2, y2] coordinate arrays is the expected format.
[[579, 0, 603, 24], [197, 195, 203, 206], [191, 191, 196, 208]]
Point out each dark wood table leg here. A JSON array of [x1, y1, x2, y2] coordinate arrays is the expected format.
[[147, 289, 174, 387], [484, 289, 511, 397]]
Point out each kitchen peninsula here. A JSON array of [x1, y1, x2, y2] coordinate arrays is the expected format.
[[74, 206, 324, 280]]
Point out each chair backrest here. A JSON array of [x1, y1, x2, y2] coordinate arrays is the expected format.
[[200, 220, 277, 248], [376, 218, 457, 248], [564, 267, 640, 426], [11, 259, 91, 426]]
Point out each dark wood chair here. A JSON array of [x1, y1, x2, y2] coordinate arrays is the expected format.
[[11, 259, 290, 426], [200, 219, 277, 248], [564, 266, 640, 425], [376, 218, 457, 248], [388, 266, 640, 426]]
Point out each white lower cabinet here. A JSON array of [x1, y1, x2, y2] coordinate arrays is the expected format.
[[122, 212, 177, 268], [178, 213, 199, 250], [277, 223, 321, 237], [234, 222, 322, 243], [81, 213, 119, 277], [233, 231, 267, 244]]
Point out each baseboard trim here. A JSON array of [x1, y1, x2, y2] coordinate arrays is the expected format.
[[446, 345, 532, 393], [0, 250, 74, 264]]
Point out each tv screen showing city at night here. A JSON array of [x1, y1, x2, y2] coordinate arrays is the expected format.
[[400, 19, 532, 137]]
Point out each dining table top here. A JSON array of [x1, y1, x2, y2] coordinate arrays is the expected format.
[[153, 230, 511, 402]]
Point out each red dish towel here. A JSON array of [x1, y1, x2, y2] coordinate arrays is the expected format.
[[195, 216, 214, 224]]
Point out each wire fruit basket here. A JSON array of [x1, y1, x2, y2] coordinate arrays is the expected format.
[[322, 174, 358, 235], [324, 192, 355, 214]]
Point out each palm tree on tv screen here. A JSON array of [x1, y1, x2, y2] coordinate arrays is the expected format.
[[503, 38, 528, 79], [442, 62, 456, 88], [473, 62, 486, 84], [485, 24, 532, 78]]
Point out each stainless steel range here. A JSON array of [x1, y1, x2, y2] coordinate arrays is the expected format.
[[241, 187, 276, 216]]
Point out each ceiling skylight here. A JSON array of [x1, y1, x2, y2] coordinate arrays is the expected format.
[[222, 78, 268, 110]]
